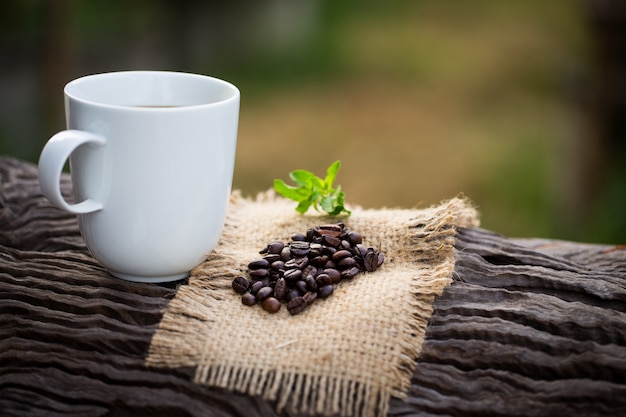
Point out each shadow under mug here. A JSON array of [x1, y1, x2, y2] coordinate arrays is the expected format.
[[38, 71, 240, 283]]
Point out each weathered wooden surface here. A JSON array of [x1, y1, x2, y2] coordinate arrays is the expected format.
[[1, 157, 625, 417]]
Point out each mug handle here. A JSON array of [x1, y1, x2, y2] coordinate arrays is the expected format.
[[38, 129, 105, 214]]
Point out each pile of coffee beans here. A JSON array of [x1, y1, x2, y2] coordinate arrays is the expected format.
[[231, 222, 384, 315]]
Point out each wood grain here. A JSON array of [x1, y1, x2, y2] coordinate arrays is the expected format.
[[1, 157, 625, 416]]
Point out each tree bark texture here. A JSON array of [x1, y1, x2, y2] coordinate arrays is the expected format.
[[1, 157, 625, 416]]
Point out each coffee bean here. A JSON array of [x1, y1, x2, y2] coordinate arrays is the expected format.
[[321, 234, 341, 247], [296, 280, 307, 294], [364, 250, 379, 272], [340, 240, 352, 250], [303, 291, 317, 306], [262, 297, 281, 313], [324, 268, 341, 283], [274, 277, 287, 300], [311, 255, 329, 267], [285, 257, 308, 270], [305, 275, 317, 291], [283, 268, 302, 282], [280, 246, 292, 262], [263, 254, 282, 263], [241, 293, 257, 306], [232, 276, 250, 294], [316, 223, 342, 237], [331, 250, 352, 262], [248, 259, 270, 269], [271, 260, 285, 271], [324, 260, 337, 269], [354, 244, 368, 257], [347, 231, 363, 245], [317, 284, 333, 298], [287, 296, 307, 315], [251, 280, 269, 294], [256, 286, 273, 301], [315, 273, 333, 286], [302, 265, 317, 279], [249, 268, 269, 278], [309, 243, 323, 256], [291, 233, 307, 241], [341, 266, 360, 279], [260, 241, 284, 255], [290, 241, 311, 257], [337, 257, 358, 269], [377, 252, 385, 267], [286, 289, 300, 302]]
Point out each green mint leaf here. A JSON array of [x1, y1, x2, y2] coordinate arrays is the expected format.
[[296, 198, 313, 214], [274, 161, 351, 216], [324, 160, 341, 190], [273, 179, 307, 201], [289, 169, 316, 187]]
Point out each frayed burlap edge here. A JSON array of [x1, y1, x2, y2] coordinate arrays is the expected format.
[[146, 191, 479, 417]]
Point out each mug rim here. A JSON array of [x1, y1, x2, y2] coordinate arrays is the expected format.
[[64, 70, 240, 110]]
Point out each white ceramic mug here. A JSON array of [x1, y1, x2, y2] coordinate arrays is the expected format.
[[38, 71, 239, 283]]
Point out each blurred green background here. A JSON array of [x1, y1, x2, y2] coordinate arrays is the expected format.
[[1, 0, 624, 244]]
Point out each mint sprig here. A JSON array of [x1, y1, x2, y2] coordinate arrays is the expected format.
[[274, 160, 351, 216]]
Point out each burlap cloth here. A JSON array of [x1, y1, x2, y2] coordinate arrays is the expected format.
[[146, 191, 479, 417]]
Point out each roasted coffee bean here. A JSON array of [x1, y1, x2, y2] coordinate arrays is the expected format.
[[309, 243, 323, 256], [354, 244, 368, 257], [323, 246, 337, 256], [231, 276, 250, 294], [248, 259, 270, 269], [271, 260, 285, 271], [317, 223, 342, 237], [249, 268, 269, 278], [290, 241, 311, 257], [317, 284, 333, 298], [260, 241, 284, 255], [324, 268, 341, 283], [280, 246, 292, 262], [263, 253, 282, 264], [324, 260, 337, 269], [377, 252, 385, 267], [347, 231, 363, 245], [340, 240, 352, 250], [286, 288, 301, 302], [291, 233, 307, 241], [302, 265, 317, 279], [296, 280, 308, 294], [341, 266, 360, 279], [315, 273, 333, 286], [283, 268, 302, 282], [303, 291, 317, 306], [338, 257, 358, 269], [262, 297, 281, 313], [305, 275, 318, 291], [287, 296, 307, 315], [331, 250, 352, 262], [241, 293, 257, 306], [321, 234, 341, 247], [364, 251, 379, 272], [311, 255, 329, 267], [274, 277, 287, 300], [250, 280, 266, 294], [284, 257, 308, 270], [256, 286, 273, 301]]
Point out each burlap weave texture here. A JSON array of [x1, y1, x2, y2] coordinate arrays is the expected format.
[[147, 192, 478, 417]]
